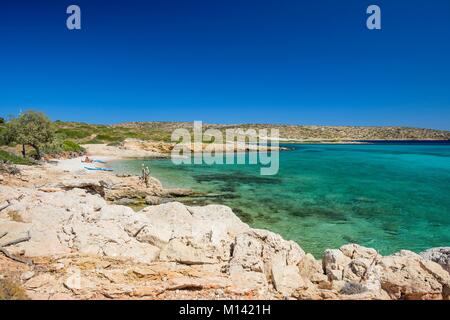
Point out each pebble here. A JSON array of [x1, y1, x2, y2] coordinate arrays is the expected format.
[[21, 271, 35, 281]]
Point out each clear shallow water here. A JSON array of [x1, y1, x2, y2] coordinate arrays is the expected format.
[[110, 143, 450, 257]]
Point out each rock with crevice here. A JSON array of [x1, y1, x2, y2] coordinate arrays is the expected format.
[[52, 179, 107, 196], [378, 250, 450, 300], [321, 244, 385, 297], [135, 203, 250, 266], [49, 175, 165, 204], [229, 229, 305, 295], [159, 238, 218, 265], [298, 253, 328, 284], [340, 243, 380, 260], [322, 249, 351, 281], [271, 252, 305, 296], [420, 247, 450, 274]]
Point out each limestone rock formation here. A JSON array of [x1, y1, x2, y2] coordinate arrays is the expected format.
[[1, 172, 450, 300], [420, 247, 450, 274], [229, 229, 305, 296], [378, 250, 450, 299]]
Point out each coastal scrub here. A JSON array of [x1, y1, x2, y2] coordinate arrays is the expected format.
[[0, 150, 34, 165]]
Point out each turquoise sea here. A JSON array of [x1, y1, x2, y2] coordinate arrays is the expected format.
[[110, 142, 450, 258]]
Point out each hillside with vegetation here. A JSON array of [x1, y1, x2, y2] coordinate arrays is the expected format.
[[53, 121, 450, 144], [1, 114, 449, 165]]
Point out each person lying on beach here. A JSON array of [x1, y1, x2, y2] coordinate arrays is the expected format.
[[81, 156, 93, 163]]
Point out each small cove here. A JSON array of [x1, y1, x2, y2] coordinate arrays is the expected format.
[[110, 142, 450, 257]]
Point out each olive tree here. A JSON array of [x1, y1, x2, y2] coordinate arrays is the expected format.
[[7, 111, 54, 159]]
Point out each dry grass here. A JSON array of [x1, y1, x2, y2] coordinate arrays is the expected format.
[[0, 278, 29, 300], [7, 210, 24, 223]]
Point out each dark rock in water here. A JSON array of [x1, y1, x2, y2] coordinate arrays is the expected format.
[[194, 173, 282, 185], [203, 193, 239, 200], [289, 206, 348, 222], [255, 213, 281, 224], [220, 193, 239, 200], [231, 208, 254, 224], [171, 197, 212, 206], [219, 185, 236, 193], [342, 235, 358, 243], [113, 198, 143, 206], [353, 197, 376, 204], [381, 222, 399, 236], [203, 193, 222, 198], [163, 188, 194, 197]]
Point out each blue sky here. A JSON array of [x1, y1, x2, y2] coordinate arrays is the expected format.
[[0, 0, 449, 129]]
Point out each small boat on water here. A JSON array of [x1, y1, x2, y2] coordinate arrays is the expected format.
[[84, 166, 114, 172]]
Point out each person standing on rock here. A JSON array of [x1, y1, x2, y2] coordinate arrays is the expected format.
[[144, 166, 150, 187], [140, 164, 145, 183], [141, 164, 150, 187]]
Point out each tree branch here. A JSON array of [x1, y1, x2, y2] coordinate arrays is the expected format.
[[1, 232, 31, 248], [0, 201, 11, 212], [0, 232, 33, 266], [0, 195, 24, 213], [0, 247, 33, 265]]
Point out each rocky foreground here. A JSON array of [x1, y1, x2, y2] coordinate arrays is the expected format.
[[0, 162, 449, 300]]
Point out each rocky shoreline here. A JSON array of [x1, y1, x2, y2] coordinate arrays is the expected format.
[[0, 155, 449, 300]]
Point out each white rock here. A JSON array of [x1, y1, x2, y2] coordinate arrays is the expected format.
[[229, 229, 305, 296], [420, 247, 450, 274], [159, 238, 216, 265], [64, 270, 96, 292], [271, 253, 304, 296], [340, 244, 380, 260], [378, 251, 449, 299], [322, 249, 351, 280], [21, 271, 35, 281]]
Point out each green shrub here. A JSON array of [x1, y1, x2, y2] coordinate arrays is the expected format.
[[0, 124, 17, 146], [84, 138, 104, 144], [95, 134, 122, 142], [106, 141, 122, 147], [56, 128, 92, 139], [40, 140, 85, 156], [39, 141, 63, 155], [0, 150, 34, 165], [62, 140, 85, 153], [0, 127, 6, 145]]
